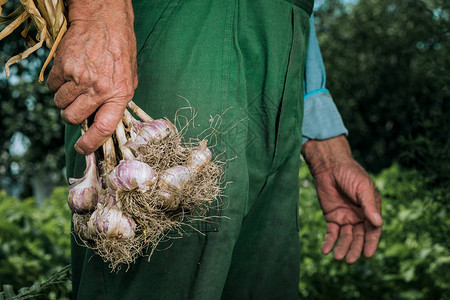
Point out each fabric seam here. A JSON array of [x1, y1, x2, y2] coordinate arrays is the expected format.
[[304, 88, 330, 99]]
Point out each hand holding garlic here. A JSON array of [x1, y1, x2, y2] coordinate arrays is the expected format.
[[47, 0, 138, 155]]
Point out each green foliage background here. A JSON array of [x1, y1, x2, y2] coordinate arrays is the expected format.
[[0, 0, 448, 299], [0, 188, 71, 299], [0, 0, 66, 200], [315, 0, 450, 176]]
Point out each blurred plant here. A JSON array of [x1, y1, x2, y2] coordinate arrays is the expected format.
[[0, 265, 71, 300], [315, 0, 450, 174], [0, 187, 71, 298], [0, 0, 65, 200]]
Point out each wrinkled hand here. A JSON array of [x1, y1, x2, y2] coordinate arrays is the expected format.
[[302, 135, 382, 264], [47, 0, 137, 155]]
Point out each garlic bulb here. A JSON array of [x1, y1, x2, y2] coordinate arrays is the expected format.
[[188, 140, 212, 170], [127, 119, 178, 148], [68, 153, 102, 214], [88, 205, 136, 239], [73, 214, 94, 240], [108, 159, 157, 192], [158, 166, 193, 209], [159, 165, 193, 191], [97, 192, 118, 208]]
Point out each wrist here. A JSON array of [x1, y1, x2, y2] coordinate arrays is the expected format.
[[301, 135, 353, 176], [66, 0, 134, 24]]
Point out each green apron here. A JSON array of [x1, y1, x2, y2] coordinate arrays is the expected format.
[[66, 0, 312, 298]]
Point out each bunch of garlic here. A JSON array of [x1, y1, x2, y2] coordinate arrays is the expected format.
[[69, 101, 216, 252]]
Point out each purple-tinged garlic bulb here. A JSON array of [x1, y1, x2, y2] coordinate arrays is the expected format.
[[73, 214, 95, 240], [188, 140, 212, 170], [108, 160, 157, 192], [88, 205, 136, 239], [68, 153, 102, 214], [158, 165, 193, 209], [97, 191, 118, 208], [126, 119, 178, 148]]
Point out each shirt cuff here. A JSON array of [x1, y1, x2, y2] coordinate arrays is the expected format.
[[302, 91, 349, 144]]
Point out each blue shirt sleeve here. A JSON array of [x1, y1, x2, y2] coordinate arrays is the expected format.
[[302, 14, 348, 144]]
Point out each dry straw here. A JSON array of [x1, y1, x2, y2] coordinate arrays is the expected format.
[[0, 0, 67, 81]]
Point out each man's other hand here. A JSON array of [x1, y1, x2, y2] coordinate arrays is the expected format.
[[301, 135, 383, 264], [47, 0, 137, 155]]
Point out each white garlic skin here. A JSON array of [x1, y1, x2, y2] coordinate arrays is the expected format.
[[188, 140, 212, 170], [157, 166, 193, 210], [88, 205, 136, 239], [67, 153, 101, 214], [73, 214, 95, 240], [128, 119, 178, 147], [108, 160, 157, 192], [158, 165, 193, 191]]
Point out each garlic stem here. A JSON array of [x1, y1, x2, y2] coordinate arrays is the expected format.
[[115, 120, 134, 160], [122, 109, 136, 128], [0, 11, 29, 41], [127, 100, 154, 122], [122, 109, 139, 140], [81, 119, 88, 135], [103, 136, 116, 174], [39, 17, 67, 82]]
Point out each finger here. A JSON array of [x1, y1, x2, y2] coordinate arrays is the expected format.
[[358, 186, 383, 227], [54, 81, 87, 109], [334, 224, 353, 261], [321, 223, 339, 255], [75, 100, 127, 155], [363, 220, 382, 258], [47, 66, 66, 92], [345, 223, 364, 264], [61, 93, 102, 125]]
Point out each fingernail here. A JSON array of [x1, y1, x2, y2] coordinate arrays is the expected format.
[[372, 213, 383, 226], [74, 143, 86, 155]]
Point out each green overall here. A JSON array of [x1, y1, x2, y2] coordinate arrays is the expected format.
[[65, 0, 313, 298]]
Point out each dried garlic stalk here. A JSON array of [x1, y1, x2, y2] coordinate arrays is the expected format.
[[0, 0, 67, 81]]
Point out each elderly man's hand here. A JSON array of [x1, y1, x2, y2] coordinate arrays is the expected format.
[[301, 135, 382, 264], [47, 0, 137, 155]]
